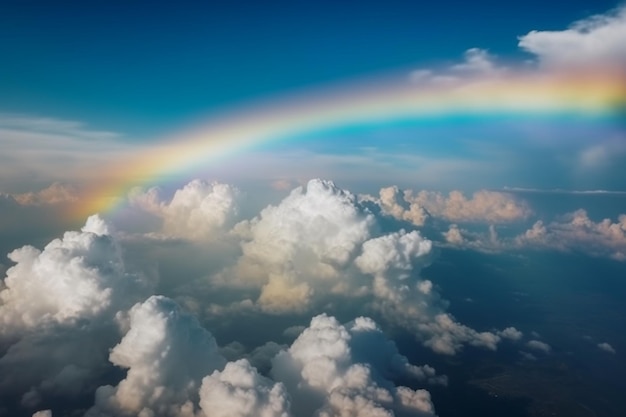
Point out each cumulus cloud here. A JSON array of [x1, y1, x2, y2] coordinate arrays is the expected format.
[[408, 190, 531, 224], [88, 296, 226, 417], [355, 229, 504, 355], [371, 187, 531, 226], [516, 210, 626, 261], [498, 327, 523, 341], [0, 180, 530, 415], [526, 340, 551, 353], [0, 216, 147, 412], [442, 209, 626, 261], [223, 180, 507, 354], [518, 5, 626, 69], [375, 186, 430, 226], [199, 359, 290, 417], [128, 180, 241, 240], [229, 179, 375, 312], [443, 224, 465, 245], [0, 215, 140, 333], [597, 342, 616, 354], [272, 314, 438, 417]]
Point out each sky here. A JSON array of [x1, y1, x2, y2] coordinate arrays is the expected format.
[[1, 2, 625, 417]]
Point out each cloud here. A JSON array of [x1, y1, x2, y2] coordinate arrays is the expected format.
[[0, 216, 148, 413], [408, 190, 531, 224], [451, 48, 504, 76], [128, 180, 241, 240], [228, 179, 375, 312], [516, 210, 626, 261], [0, 180, 529, 415], [498, 327, 523, 341], [0, 114, 134, 189], [0, 215, 140, 333], [597, 342, 616, 354], [223, 180, 507, 354], [375, 186, 430, 227], [12, 183, 79, 206], [88, 296, 227, 417], [271, 314, 438, 417], [199, 359, 291, 417], [371, 187, 531, 226], [410, 48, 505, 85], [526, 340, 551, 353], [518, 5, 626, 69], [443, 208, 626, 261], [443, 224, 465, 245]]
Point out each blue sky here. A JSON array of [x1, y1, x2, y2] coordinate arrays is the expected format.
[[0, 0, 620, 133], [0, 0, 624, 194]]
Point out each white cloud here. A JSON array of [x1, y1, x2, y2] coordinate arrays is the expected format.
[[443, 224, 465, 245], [271, 314, 438, 417], [498, 327, 523, 341], [88, 296, 226, 417], [228, 179, 375, 312], [408, 190, 531, 224], [128, 180, 241, 240], [355, 229, 504, 355], [518, 5, 626, 69], [526, 340, 551, 353], [452, 48, 504, 76], [443, 209, 626, 261], [373, 187, 531, 225], [0, 215, 140, 333], [0, 216, 147, 410], [597, 342, 616, 354], [199, 359, 291, 417], [517, 210, 626, 261], [376, 186, 430, 226], [32, 411, 52, 417]]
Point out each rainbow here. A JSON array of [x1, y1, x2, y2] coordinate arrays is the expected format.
[[74, 69, 625, 219]]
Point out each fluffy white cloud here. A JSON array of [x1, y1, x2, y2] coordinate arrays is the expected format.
[[229, 179, 374, 312], [0, 214, 139, 332], [443, 224, 465, 245], [518, 5, 626, 69], [0, 216, 147, 412], [526, 340, 551, 353], [408, 190, 531, 224], [271, 314, 438, 417], [597, 342, 616, 354], [88, 296, 226, 417], [355, 230, 502, 355], [220, 180, 509, 355], [376, 186, 430, 227], [199, 359, 291, 417], [498, 327, 523, 341], [372, 187, 531, 225], [129, 180, 241, 240], [516, 210, 626, 261], [443, 209, 626, 261]]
